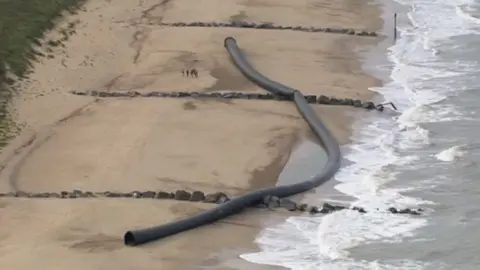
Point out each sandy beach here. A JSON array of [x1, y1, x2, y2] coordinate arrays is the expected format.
[[0, 0, 382, 269]]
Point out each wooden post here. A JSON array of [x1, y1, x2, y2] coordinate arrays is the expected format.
[[393, 13, 397, 43]]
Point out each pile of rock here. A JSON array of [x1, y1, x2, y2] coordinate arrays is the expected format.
[[0, 189, 228, 203], [158, 21, 378, 37], [71, 91, 396, 112], [0, 190, 423, 216], [260, 195, 423, 216]]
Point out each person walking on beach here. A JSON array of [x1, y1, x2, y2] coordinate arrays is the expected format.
[[181, 68, 198, 78], [191, 68, 198, 78]]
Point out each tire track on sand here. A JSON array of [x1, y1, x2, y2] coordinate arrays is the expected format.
[[0, 100, 100, 192]]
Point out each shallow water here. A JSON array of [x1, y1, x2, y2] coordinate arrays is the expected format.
[[276, 139, 327, 186], [241, 0, 480, 269]]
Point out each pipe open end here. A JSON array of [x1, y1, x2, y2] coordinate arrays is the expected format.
[[124, 231, 136, 246], [224, 37, 236, 47]]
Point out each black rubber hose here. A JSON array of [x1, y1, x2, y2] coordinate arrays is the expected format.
[[222, 38, 295, 97], [123, 37, 341, 246]]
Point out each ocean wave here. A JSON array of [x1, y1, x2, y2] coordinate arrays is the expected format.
[[456, 2, 480, 24], [397, 103, 473, 124], [241, 212, 428, 269], [434, 145, 467, 161]]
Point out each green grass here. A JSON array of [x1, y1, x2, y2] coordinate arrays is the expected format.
[[0, 0, 86, 148]]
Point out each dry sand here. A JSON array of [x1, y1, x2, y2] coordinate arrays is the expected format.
[[0, 0, 382, 269]]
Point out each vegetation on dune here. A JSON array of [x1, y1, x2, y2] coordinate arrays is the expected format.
[[0, 0, 86, 148]]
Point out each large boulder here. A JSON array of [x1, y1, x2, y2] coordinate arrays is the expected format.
[[236, 92, 249, 99], [262, 195, 281, 208], [305, 95, 317, 103], [72, 91, 86, 96], [156, 191, 171, 199], [309, 206, 320, 214], [221, 93, 235, 99], [98, 91, 110, 97], [317, 95, 330, 104], [297, 203, 308, 212], [353, 99, 363, 107], [174, 190, 192, 201], [247, 93, 262, 99], [30, 192, 48, 198], [279, 198, 297, 211], [83, 191, 95, 198], [216, 195, 230, 204], [361, 101, 376, 110], [14, 191, 29, 198], [60, 191, 69, 198], [320, 202, 336, 213], [68, 192, 79, 199], [141, 191, 156, 198], [263, 93, 275, 100], [204, 192, 229, 204], [329, 97, 341, 105], [398, 208, 421, 215], [50, 193, 61, 198], [352, 206, 366, 213], [190, 92, 200, 98], [339, 98, 354, 106], [387, 207, 398, 213], [190, 191, 206, 202]]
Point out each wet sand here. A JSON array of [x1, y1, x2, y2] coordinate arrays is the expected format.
[[0, 0, 382, 269]]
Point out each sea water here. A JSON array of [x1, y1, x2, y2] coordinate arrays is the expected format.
[[241, 0, 480, 269]]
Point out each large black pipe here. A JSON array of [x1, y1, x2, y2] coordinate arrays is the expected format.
[[222, 38, 295, 97], [123, 37, 341, 246]]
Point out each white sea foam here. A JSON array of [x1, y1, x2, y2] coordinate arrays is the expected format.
[[240, 211, 428, 269], [434, 145, 467, 161], [241, 0, 478, 268], [456, 2, 480, 24]]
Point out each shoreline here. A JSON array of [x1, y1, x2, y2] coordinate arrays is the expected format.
[[306, 0, 391, 203], [280, 0, 386, 205], [0, 0, 383, 269], [239, 1, 391, 267]]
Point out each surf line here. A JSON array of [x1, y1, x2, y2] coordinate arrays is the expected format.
[[123, 37, 342, 246]]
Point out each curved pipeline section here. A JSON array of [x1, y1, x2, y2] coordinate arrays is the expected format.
[[222, 39, 295, 97], [124, 37, 341, 246]]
